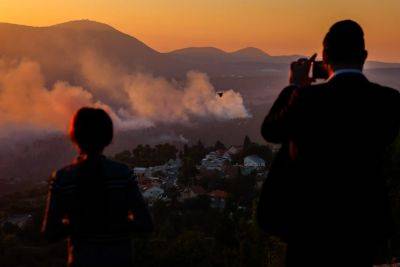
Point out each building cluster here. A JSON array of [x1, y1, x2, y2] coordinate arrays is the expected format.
[[200, 149, 232, 171], [0, 144, 271, 232], [135, 145, 268, 209], [134, 159, 182, 204]]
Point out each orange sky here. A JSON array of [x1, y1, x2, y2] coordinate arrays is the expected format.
[[0, 0, 399, 62]]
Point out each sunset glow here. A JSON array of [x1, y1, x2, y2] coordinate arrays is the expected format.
[[0, 0, 399, 62]]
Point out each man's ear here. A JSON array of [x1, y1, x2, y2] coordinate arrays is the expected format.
[[362, 50, 368, 63], [322, 49, 335, 75]]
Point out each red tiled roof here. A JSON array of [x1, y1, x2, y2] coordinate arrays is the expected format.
[[208, 190, 228, 198], [191, 185, 206, 195]]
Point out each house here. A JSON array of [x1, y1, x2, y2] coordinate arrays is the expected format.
[[147, 159, 182, 180], [240, 167, 254, 176], [137, 177, 154, 191], [208, 190, 228, 209], [142, 186, 165, 202], [208, 190, 228, 199], [179, 185, 206, 201], [165, 158, 182, 170], [244, 155, 266, 169], [134, 167, 147, 178], [200, 151, 232, 171], [226, 146, 242, 155]]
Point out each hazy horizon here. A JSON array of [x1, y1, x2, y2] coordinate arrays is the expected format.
[[0, 0, 399, 62]]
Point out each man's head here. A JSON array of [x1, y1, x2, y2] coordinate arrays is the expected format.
[[69, 107, 113, 155], [323, 20, 368, 71]]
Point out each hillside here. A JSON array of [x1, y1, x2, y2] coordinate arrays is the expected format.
[[0, 20, 184, 83]]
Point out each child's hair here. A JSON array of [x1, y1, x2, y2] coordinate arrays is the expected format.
[[69, 107, 113, 154]]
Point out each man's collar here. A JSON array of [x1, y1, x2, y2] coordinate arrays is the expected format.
[[328, 69, 364, 81]]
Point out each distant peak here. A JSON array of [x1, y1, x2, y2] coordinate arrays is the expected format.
[[0, 19, 118, 32], [51, 19, 116, 31], [236, 47, 262, 52], [171, 47, 227, 55], [232, 47, 270, 57]]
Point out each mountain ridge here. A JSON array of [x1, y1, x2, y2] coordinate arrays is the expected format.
[[0, 19, 398, 80], [0, 20, 302, 63]]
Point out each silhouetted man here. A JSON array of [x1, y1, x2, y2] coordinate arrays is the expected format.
[[258, 20, 400, 266], [42, 107, 153, 267]]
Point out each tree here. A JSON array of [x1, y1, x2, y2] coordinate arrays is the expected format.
[[180, 141, 208, 165], [114, 150, 133, 165], [155, 143, 178, 163], [178, 158, 198, 186], [130, 143, 178, 167], [243, 135, 252, 149], [214, 140, 226, 150], [196, 140, 205, 150]]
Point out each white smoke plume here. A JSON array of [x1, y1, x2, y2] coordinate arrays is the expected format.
[[0, 56, 250, 135], [80, 51, 250, 123], [122, 71, 250, 123]]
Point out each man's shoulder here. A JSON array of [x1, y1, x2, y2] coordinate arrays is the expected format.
[[364, 81, 400, 112], [296, 80, 399, 98], [368, 81, 400, 98]]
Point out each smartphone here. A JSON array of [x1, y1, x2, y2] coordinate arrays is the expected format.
[[312, 61, 329, 80]]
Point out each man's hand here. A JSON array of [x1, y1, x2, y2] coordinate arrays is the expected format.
[[289, 54, 317, 87]]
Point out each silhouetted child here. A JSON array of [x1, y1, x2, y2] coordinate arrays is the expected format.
[[42, 107, 153, 267]]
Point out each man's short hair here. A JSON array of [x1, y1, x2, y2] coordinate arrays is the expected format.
[[323, 20, 366, 65], [69, 107, 113, 154]]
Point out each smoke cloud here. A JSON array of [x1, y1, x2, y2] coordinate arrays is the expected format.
[[0, 59, 151, 134], [123, 71, 250, 123], [0, 56, 250, 135]]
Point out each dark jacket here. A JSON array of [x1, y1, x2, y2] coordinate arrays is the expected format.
[[257, 86, 297, 241], [258, 73, 400, 264], [42, 155, 153, 267]]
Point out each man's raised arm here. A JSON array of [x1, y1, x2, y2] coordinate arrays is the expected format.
[[261, 85, 298, 143], [261, 54, 316, 144]]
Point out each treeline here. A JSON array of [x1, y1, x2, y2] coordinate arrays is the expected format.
[[114, 143, 178, 167], [114, 136, 275, 168]]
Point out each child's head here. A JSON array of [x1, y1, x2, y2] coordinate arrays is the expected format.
[[69, 107, 113, 155]]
